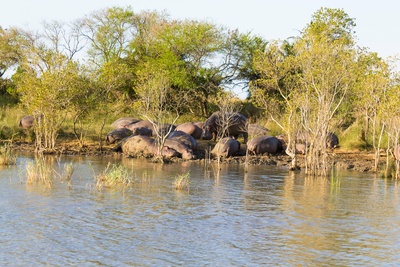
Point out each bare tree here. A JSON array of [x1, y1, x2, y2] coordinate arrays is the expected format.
[[134, 68, 186, 162]]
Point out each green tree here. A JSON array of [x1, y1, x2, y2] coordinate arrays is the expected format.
[[16, 55, 88, 151], [353, 52, 391, 171], [0, 27, 23, 100], [294, 8, 357, 176], [15, 25, 90, 151], [252, 40, 302, 169], [134, 64, 180, 162]]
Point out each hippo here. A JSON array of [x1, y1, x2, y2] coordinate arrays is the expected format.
[[163, 139, 195, 160], [111, 117, 141, 129], [125, 120, 154, 136], [211, 137, 241, 158], [106, 128, 133, 144], [168, 130, 197, 151], [248, 123, 269, 138], [326, 132, 339, 148], [202, 112, 248, 143], [154, 123, 176, 137], [247, 136, 283, 155], [175, 122, 203, 139], [19, 115, 35, 129], [119, 135, 179, 159], [295, 143, 307, 154]]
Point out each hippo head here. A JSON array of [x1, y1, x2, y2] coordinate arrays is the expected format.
[[201, 125, 213, 140], [181, 150, 196, 160], [161, 147, 179, 158]]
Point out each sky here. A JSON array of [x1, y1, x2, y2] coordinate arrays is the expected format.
[[2, 0, 399, 59], [2, 1, 400, 97]]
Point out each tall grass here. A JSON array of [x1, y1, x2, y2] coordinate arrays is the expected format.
[[0, 142, 17, 165], [173, 172, 190, 191], [62, 162, 74, 189], [95, 163, 134, 191], [26, 155, 53, 188]]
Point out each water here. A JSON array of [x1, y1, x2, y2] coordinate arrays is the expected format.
[[0, 154, 400, 266]]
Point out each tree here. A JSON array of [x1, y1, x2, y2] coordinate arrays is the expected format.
[[15, 26, 90, 151], [78, 6, 136, 66], [289, 8, 357, 176], [353, 52, 391, 171], [0, 27, 23, 99], [252, 8, 357, 176], [252, 40, 302, 170], [134, 65, 181, 162], [129, 17, 225, 117], [0, 27, 22, 78], [16, 56, 88, 151]]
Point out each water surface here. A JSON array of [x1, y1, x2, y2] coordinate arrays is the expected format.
[[0, 154, 399, 266]]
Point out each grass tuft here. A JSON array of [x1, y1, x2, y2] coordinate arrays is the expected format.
[[63, 162, 74, 188], [173, 172, 190, 191], [26, 155, 53, 188], [95, 163, 134, 191], [0, 142, 17, 165]]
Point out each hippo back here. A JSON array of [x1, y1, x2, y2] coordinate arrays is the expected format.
[[175, 122, 203, 139], [202, 112, 248, 142], [111, 117, 141, 129], [211, 137, 240, 158], [247, 136, 282, 155], [168, 130, 197, 151], [106, 128, 133, 144], [19, 115, 35, 129]]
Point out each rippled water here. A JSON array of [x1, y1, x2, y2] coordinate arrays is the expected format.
[[0, 154, 400, 266]]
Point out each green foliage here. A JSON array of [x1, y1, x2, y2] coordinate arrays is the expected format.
[[0, 27, 22, 78], [0, 5, 399, 167], [340, 121, 368, 150], [16, 55, 90, 150]]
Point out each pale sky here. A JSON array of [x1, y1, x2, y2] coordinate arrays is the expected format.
[[1, 0, 399, 59], [2, 1, 399, 98]]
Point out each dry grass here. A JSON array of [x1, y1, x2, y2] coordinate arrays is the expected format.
[[26, 155, 53, 188], [63, 162, 74, 189], [173, 172, 190, 191], [95, 163, 134, 191], [0, 143, 17, 165]]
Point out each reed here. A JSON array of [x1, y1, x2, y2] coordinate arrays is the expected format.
[[63, 162, 74, 188], [173, 172, 190, 191], [0, 142, 17, 165], [141, 170, 153, 186], [329, 167, 341, 194], [26, 155, 53, 188], [95, 163, 134, 191]]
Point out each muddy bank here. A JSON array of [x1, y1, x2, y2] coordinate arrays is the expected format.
[[10, 139, 385, 174]]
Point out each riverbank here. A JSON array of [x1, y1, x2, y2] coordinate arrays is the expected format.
[[10, 139, 387, 174]]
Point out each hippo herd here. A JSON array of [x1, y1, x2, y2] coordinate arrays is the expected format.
[[104, 111, 339, 160], [18, 112, 339, 160]]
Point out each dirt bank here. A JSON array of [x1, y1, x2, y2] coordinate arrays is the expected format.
[[10, 139, 386, 174]]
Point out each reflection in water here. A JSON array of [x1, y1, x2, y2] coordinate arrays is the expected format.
[[281, 172, 400, 266], [0, 155, 400, 266]]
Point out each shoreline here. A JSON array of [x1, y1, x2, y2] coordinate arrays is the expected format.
[[9, 140, 388, 174]]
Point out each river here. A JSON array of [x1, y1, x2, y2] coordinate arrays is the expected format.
[[0, 154, 399, 266]]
